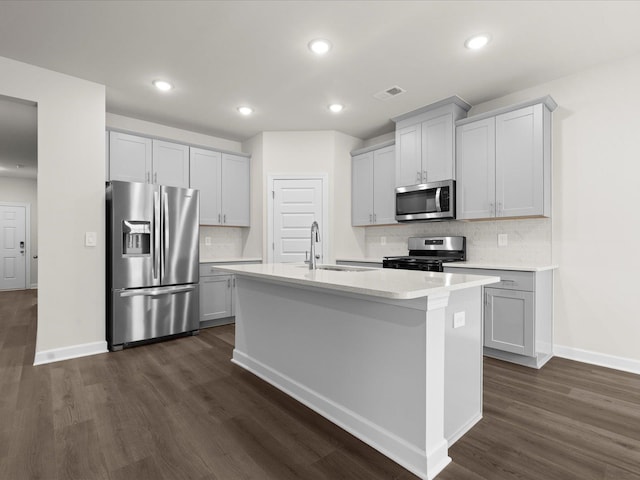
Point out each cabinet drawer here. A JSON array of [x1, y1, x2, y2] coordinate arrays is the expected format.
[[445, 267, 534, 291]]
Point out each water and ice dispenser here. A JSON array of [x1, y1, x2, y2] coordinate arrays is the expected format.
[[122, 220, 151, 256]]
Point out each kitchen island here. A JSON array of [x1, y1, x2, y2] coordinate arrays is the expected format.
[[214, 263, 499, 480]]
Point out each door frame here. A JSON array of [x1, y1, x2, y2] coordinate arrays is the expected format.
[[0, 201, 31, 290], [267, 174, 329, 264]]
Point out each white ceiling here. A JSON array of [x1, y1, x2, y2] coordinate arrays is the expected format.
[[0, 96, 37, 179], [0, 1, 639, 143]]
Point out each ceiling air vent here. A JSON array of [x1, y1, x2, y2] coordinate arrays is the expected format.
[[373, 85, 406, 101]]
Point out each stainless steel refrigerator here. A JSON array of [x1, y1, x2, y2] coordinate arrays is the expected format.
[[106, 181, 200, 351]]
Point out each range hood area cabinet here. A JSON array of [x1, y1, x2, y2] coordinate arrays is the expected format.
[[351, 142, 397, 226], [108, 131, 190, 188], [190, 147, 250, 227], [392, 96, 471, 187], [455, 96, 557, 220]]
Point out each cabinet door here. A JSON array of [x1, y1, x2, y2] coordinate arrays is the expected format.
[[395, 123, 422, 187], [351, 152, 374, 226], [109, 132, 152, 183], [190, 147, 222, 225], [152, 140, 190, 188], [484, 288, 535, 357], [221, 154, 250, 226], [456, 118, 496, 219], [200, 275, 233, 322], [422, 113, 453, 182], [496, 104, 544, 217], [372, 145, 397, 224]]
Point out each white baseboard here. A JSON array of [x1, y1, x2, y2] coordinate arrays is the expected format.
[[232, 349, 449, 480], [33, 341, 108, 366], [554, 345, 640, 376]]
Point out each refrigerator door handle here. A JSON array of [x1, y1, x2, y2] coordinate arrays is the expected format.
[[162, 191, 169, 281], [153, 190, 160, 279], [119, 285, 196, 298]]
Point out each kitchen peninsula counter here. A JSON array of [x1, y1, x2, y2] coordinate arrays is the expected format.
[[214, 263, 499, 480]]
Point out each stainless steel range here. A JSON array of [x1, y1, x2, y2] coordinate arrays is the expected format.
[[383, 236, 466, 272]]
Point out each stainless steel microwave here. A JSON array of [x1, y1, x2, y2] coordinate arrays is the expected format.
[[395, 180, 455, 222]]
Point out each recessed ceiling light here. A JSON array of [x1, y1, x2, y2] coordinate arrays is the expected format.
[[153, 80, 174, 91], [465, 34, 491, 50], [308, 39, 332, 56], [328, 104, 344, 113], [237, 106, 253, 116]]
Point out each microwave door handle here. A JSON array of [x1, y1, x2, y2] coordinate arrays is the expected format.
[[435, 187, 442, 212]]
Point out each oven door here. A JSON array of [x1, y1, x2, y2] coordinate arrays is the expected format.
[[395, 180, 455, 221]]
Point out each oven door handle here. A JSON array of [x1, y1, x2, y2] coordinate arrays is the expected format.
[[435, 187, 442, 212]]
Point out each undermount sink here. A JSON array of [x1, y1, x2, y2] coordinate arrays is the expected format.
[[296, 264, 369, 272], [313, 265, 370, 272]]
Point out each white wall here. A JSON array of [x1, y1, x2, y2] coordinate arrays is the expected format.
[[106, 113, 243, 153], [0, 56, 106, 355], [465, 53, 640, 365], [0, 176, 38, 286], [242, 131, 363, 263]]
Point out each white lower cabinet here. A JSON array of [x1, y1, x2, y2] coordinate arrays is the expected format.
[[444, 266, 554, 368], [199, 264, 235, 327]]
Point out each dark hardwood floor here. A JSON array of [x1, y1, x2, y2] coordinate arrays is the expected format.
[[1, 289, 639, 479]]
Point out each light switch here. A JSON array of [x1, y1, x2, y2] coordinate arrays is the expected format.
[[380, 236, 386, 245], [453, 311, 465, 328], [498, 234, 508, 247], [205, 236, 212, 246], [85, 231, 97, 247]]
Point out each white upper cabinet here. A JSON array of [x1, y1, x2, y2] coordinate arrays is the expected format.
[[456, 97, 555, 220], [351, 143, 397, 226], [221, 153, 250, 227], [108, 132, 189, 188], [109, 132, 152, 183], [190, 147, 222, 225], [189, 148, 250, 227], [152, 139, 190, 188], [456, 117, 496, 219], [393, 96, 471, 187]]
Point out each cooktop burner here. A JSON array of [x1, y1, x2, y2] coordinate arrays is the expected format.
[[382, 236, 466, 272]]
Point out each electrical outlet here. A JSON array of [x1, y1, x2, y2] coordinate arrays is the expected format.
[[205, 236, 212, 246], [85, 232, 97, 247], [453, 312, 466, 328], [380, 236, 386, 245], [498, 234, 508, 247]]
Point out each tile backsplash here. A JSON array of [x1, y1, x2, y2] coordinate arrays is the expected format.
[[199, 226, 244, 259], [364, 218, 552, 265]]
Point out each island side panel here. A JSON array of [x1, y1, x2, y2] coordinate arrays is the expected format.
[[232, 276, 443, 478], [444, 286, 483, 445]]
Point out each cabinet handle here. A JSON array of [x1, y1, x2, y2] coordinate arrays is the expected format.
[[218, 213, 221, 223], [223, 214, 226, 224], [497, 202, 503, 217], [146, 172, 150, 183], [489, 202, 495, 216], [154, 172, 158, 184], [373, 213, 377, 223], [227, 278, 230, 288], [369, 214, 372, 223], [416, 171, 421, 183], [423, 170, 427, 182], [233, 278, 236, 288]]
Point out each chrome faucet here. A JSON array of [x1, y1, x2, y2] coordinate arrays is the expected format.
[[308, 221, 321, 270]]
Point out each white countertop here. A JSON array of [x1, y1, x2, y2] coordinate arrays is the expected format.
[[443, 262, 558, 272], [336, 258, 557, 272], [213, 263, 500, 300], [200, 257, 262, 264]]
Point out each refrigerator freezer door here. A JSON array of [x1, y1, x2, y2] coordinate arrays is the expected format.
[[108, 181, 161, 289], [160, 185, 199, 286], [111, 285, 199, 346]]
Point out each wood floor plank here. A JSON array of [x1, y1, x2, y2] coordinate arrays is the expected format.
[[1, 290, 640, 479]]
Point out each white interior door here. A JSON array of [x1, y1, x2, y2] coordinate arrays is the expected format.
[[0, 205, 26, 290], [272, 178, 324, 263]]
